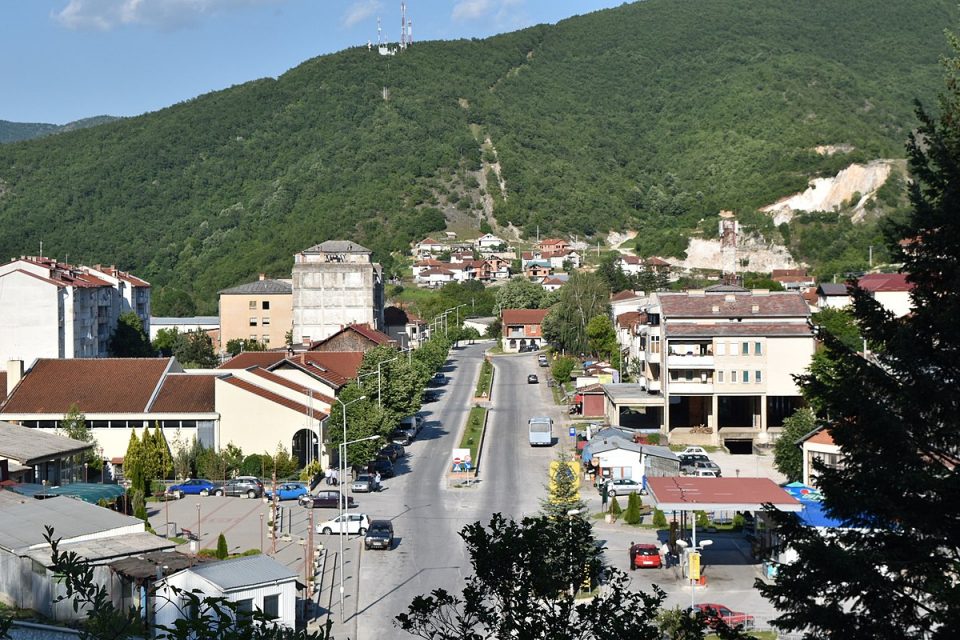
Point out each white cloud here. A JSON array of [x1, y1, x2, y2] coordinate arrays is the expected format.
[[451, 0, 523, 24], [52, 0, 280, 31], [341, 0, 381, 28]]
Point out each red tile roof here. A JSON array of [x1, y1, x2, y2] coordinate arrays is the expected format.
[[646, 477, 801, 511], [219, 352, 288, 370], [611, 290, 641, 302], [772, 269, 808, 277], [221, 376, 328, 420], [658, 291, 810, 318], [645, 257, 671, 267], [246, 367, 335, 405], [619, 255, 642, 265], [665, 322, 812, 337], [616, 311, 643, 329], [502, 308, 550, 325], [150, 374, 217, 412], [804, 429, 835, 446], [857, 272, 912, 293], [1, 358, 173, 414], [300, 352, 364, 380], [92, 265, 151, 287], [0, 372, 6, 404]]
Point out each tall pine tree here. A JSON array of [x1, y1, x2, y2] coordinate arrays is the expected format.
[[758, 38, 960, 638]]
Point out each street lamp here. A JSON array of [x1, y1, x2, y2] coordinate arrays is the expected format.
[[196, 503, 201, 543], [567, 509, 581, 598], [336, 434, 380, 622]]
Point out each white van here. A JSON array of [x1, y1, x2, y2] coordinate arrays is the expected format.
[[693, 468, 720, 478]]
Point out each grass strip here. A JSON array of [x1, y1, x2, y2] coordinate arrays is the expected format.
[[460, 405, 487, 467]]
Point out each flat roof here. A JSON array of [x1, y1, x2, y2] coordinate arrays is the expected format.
[[646, 477, 802, 512], [602, 384, 666, 405]]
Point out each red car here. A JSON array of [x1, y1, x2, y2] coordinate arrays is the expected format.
[[629, 543, 662, 569], [689, 603, 755, 629]]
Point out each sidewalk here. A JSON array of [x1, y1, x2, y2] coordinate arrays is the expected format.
[[309, 534, 362, 639]]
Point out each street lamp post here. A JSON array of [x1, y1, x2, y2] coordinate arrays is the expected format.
[[567, 509, 581, 598], [196, 503, 201, 543], [336, 434, 380, 622]]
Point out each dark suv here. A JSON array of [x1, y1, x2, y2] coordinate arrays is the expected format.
[[364, 520, 394, 550], [368, 458, 396, 478], [298, 490, 356, 509]]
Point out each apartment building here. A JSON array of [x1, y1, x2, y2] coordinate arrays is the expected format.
[[0, 257, 151, 365], [218, 275, 293, 352], [612, 286, 814, 447]]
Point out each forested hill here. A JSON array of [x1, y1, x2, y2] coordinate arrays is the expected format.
[[0, 0, 955, 314], [0, 116, 119, 144]]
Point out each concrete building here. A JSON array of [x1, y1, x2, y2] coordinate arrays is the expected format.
[[0, 257, 150, 365], [218, 275, 293, 352], [857, 272, 913, 317], [292, 241, 384, 345], [501, 309, 549, 353], [608, 286, 815, 448], [149, 316, 220, 342], [799, 427, 842, 488]]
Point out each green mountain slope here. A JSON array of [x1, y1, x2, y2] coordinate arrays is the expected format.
[[0, 0, 955, 313], [0, 116, 119, 144]]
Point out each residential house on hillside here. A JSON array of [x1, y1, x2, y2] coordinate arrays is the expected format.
[[414, 237, 447, 257], [0, 496, 174, 622], [417, 267, 456, 287], [618, 255, 645, 276], [0, 256, 151, 366], [537, 238, 569, 253], [541, 274, 569, 292], [154, 554, 299, 630], [218, 274, 293, 352], [816, 283, 851, 309], [0, 420, 93, 484], [771, 269, 815, 290], [607, 286, 814, 447], [501, 308, 549, 352], [475, 234, 506, 250], [610, 290, 647, 320], [523, 263, 552, 280], [857, 272, 913, 316], [384, 306, 427, 349]]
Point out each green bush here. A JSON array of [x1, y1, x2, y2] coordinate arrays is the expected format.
[[644, 433, 660, 445], [652, 508, 668, 529], [733, 513, 746, 529], [608, 496, 622, 517], [216, 534, 228, 560], [696, 510, 710, 529], [623, 492, 642, 525]]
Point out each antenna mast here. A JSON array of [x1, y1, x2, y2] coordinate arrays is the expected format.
[[400, 2, 406, 50]]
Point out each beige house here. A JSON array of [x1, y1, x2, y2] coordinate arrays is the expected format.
[[800, 428, 842, 487], [218, 275, 293, 353]]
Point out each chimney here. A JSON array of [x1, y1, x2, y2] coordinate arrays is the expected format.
[[7, 360, 24, 396]]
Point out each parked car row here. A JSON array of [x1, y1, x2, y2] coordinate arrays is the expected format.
[[679, 452, 722, 477]]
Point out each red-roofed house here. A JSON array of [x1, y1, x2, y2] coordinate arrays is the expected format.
[[857, 272, 913, 316], [501, 308, 550, 352], [0, 256, 151, 365], [414, 237, 447, 257], [799, 427, 841, 487], [537, 238, 569, 253], [771, 269, 815, 290], [309, 323, 395, 353]]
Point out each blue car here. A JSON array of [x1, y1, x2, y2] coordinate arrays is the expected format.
[[265, 482, 309, 501], [167, 479, 216, 499]]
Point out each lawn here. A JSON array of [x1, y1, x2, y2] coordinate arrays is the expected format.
[[474, 359, 493, 398], [460, 406, 487, 468]]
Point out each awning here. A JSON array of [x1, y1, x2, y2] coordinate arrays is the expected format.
[[646, 477, 802, 513], [8, 482, 126, 504], [782, 482, 847, 529]]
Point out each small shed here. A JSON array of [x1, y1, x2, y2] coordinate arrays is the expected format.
[[154, 554, 300, 630]]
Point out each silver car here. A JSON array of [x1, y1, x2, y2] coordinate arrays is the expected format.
[[351, 473, 380, 493]]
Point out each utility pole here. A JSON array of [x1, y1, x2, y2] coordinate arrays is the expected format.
[[869, 245, 873, 267], [307, 507, 315, 599], [271, 467, 278, 555]]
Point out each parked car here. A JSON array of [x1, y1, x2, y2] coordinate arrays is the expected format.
[[265, 482, 309, 501], [364, 519, 394, 550], [680, 446, 709, 456], [538, 355, 549, 367], [693, 468, 721, 478], [688, 604, 755, 630], [298, 490, 355, 509], [601, 478, 645, 497], [379, 443, 405, 462], [527, 374, 539, 384], [351, 474, 380, 493], [212, 478, 263, 498], [390, 429, 414, 446], [519, 343, 539, 353], [167, 479, 216, 499], [430, 372, 447, 386], [692, 460, 722, 477], [679, 454, 710, 474], [367, 458, 395, 478], [317, 513, 370, 535], [422, 389, 440, 403], [629, 543, 662, 569]]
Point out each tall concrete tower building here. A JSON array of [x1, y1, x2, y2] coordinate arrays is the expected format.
[[291, 241, 384, 345]]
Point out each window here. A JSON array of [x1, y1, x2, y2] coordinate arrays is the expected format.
[[263, 594, 280, 619], [729, 341, 737, 356], [248, 300, 257, 310], [250, 334, 258, 341], [756, 370, 762, 383], [754, 341, 762, 355], [650, 335, 661, 354], [743, 370, 750, 383], [263, 335, 271, 344], [235, 598, 253, 620], [262, 301, 270, 310], [718, 371, 724, 383], [249, 317, 258, 326], [742, 342, 750, 355], [716, 342, 726, 356], [262, 317, 271, 326], [731, 370, 738, 383]]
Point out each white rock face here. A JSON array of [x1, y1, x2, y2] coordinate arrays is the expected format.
[[761, 160, 894, 225], [677, 236, 800, 273]]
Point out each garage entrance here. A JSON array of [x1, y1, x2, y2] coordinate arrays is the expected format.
[[724, 439, 754, 455]]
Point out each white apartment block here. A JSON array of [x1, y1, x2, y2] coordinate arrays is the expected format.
[[611, 285, 814, 448], [291, 241, 384, 345], [0, 257, 151, 365]]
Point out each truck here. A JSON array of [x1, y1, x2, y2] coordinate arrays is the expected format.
[[528, 416, 553, 447]]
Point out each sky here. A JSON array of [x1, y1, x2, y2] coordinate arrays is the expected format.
[[1, 0, 627, 124]]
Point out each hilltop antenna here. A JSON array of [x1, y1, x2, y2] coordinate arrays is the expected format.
[[377, 17, 383, 46], [400, 2, 406, 50]]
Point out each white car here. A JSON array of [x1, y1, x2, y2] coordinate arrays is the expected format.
[[316, 513, 370, 535], [680, 446, 708, 456]]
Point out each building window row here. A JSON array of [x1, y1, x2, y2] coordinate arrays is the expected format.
[[716, 341, 763, 356], [248, 300, 271, 310], [717, 370, 763, 384]]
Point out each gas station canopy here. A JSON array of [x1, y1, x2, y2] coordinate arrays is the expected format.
[[646, 477, 803, 513]]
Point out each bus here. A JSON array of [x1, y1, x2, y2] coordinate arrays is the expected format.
[[528, 416, 553, 446]]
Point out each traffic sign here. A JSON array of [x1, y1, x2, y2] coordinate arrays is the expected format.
[[568, 427, 576, 437]]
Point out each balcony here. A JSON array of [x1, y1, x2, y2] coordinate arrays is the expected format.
[[667, 353, 715, 367], [669, 381, 714, 394]]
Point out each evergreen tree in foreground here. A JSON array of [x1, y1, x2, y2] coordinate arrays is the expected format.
[[758, 39, 960, 639]]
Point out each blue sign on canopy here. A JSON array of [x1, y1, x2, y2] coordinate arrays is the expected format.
[[782, 482, 846, 529]]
